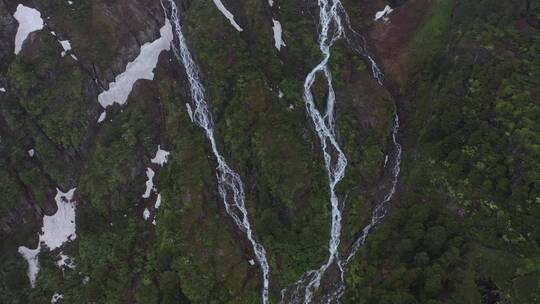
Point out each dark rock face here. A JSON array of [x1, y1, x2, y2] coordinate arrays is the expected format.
[[525, 0, 540, 29], [0, 3, 16, 70], [388, 0, 408, 8]]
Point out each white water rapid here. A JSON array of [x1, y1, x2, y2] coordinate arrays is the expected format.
[[162, 1, 270, 303], [320, 114, 402, 304], [282, 1, 400, 303], [281, 1, 349, 303]]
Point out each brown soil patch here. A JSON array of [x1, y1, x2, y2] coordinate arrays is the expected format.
[[369, 0, 433, 86]]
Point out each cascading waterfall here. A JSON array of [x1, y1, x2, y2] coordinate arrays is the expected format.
[[319, 114, 402, 304], [281, 1, 350, 303], [345, 114, 401, 265], [282, 1, 400, 303], [161, 1, 270, 303]]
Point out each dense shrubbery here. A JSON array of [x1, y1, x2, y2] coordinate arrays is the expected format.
[[345, 0, 540, 303]]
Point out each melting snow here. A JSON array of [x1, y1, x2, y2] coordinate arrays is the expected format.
[[142, 168, 155, 198], [143, 208, 150, 220], [18, 245, 40, 287], [268, 0, 274, 6], [51, 292, 63, 304], [82, 276, 90, 284], [56, 252, 76, 270], [374, 5, 393, 22], [212, 0, 243, 32], [98, 21, 173, 108], [41, 189, 77, 250], [18, 188, 78, 287], [97, 111, 106, 123], [249, 259, 255, 265], [154, 193, 162, 209], [186, 103, 194, 121], [278, 89, 284, 98], [13, 5, 44, 54], [59, 40, 71, 57], [272, 19, 286, 50], [151, 145, 170, 166], [28, 149, 35, 157], [0, 88, 6, 92]]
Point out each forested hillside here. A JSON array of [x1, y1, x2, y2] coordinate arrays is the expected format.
[[0, 0, 538, 303]]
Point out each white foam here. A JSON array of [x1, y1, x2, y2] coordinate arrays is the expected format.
[[272, 19, 286, 50], [142, 168, 155, 198], [212, 0, 243, 32], [13, 4, 44, 54], [151, 145, 170, 166], [98, 21, 173, 108]]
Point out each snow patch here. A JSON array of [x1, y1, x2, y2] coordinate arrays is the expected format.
[[18, 188, 78, 287], [142, 168, 155, 198], [56, 252, 76, 270], [0, 88, 6, 93], [28, 149, 35, 157], [59, 40, 71, 57], [18, 245, 40, 287], [13, 4, 44, 54], [154, 193, 162, 209], [51, 292, 63, 304], [97, 111, 106, 123], [41, 188, 77, 250], [143, 208, 150, 220], [151, 146, 170, 166], [212, 0, 243, 32], [98, 21, 173, 108], [278, 89, 284, 98], [272, 19, 286, 50], [374, 5, 393, 22]]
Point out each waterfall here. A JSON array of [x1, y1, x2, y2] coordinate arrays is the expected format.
[[162, 1, 270, 303], [320, 114, 402, 304], [282, 1, 400, 303], [281, 1, 349, 303]]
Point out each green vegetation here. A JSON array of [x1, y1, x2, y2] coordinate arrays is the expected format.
[[0, 0, 538, 303], [346, 1, 540, 303]]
